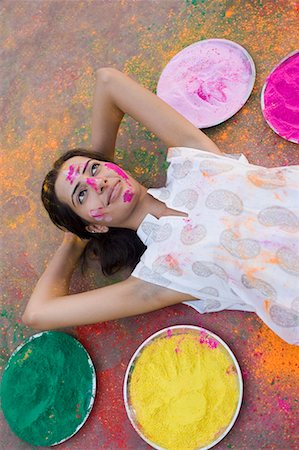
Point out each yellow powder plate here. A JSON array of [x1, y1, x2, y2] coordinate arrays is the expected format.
[[124, 326, 242, 450]]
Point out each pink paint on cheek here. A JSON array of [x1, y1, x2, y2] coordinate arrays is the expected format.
[[123, 190, 134, 203], [104, 163, 129, 180]]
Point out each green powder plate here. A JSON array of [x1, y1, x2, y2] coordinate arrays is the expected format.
[[1, 331, 96, 446]]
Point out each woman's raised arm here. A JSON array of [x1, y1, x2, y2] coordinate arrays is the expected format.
[[22, 233, 195, 330], [92, 68, 222, 158]]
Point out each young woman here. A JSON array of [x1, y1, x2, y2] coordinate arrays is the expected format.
[[22, 68, 299, 345]]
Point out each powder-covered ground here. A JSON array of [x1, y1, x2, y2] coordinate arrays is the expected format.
[[1, 1, 298, 449]]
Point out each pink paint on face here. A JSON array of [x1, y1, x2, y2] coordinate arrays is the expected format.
[[262, 51, 299, 143], [104, 162, 135, 204], [167, 329, 172, 338], [86, 178, 99, 192], [104, 163, 129, 180], [123, 190, 134, 203], [65, 164, 81, 185]]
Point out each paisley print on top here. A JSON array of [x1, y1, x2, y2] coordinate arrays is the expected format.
[[241, 274, 277, 301], [269, 304, 299, 328], [172, 160, 193, 179], [220, 230, 261, 259], [180, 223, 206, 245], [276, 246, 299, 276], [198, 287, 219, 297], [199, 160, 233, 176], [173, 189, 198, 210], [206, 190, 243, 215], [139, 266, 171, 288], [258, 206, 299, 233], [247, 169, 286, 189], [152, 254, 183, 277], [141, 222, 172, 242], [192, 261, 228, 281]]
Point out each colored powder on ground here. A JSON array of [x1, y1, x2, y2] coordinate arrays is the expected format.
[[262, 51, 299, 143], [157, 39, 255, 128], [129, 333, 240, 449], [1, 332, 95, 446], [246, 323, 299, 381]]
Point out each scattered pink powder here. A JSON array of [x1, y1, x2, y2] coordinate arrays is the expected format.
[[278, 398, 291, 413], [197, 332, 218, 349], [157, 38, 255, 128], [167, 329, 172, 338], [262, 51, 299, 143]]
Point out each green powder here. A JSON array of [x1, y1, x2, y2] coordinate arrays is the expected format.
[[1, 331, 96, 446]]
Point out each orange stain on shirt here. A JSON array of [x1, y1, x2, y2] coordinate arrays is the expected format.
[[263, 299, 271, 313]]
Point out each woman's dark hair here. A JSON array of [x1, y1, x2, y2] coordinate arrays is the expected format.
[[41, 148, 146, 276]]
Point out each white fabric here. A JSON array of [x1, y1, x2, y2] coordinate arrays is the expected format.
[[132, 147, 299, 345]]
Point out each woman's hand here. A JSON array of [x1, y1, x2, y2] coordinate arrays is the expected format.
[[62, 232, 89, 253]]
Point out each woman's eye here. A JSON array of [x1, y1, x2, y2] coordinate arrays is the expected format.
[[91, 163, 100, 176], [78, 189, 87, 204]]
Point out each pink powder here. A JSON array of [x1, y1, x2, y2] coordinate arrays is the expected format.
[[262, 51, 299, 144], [277, 398, 291, 413], [157, 38, 255, 128], [104, 163, 129, 180], [65, 164, 81, 184], [86, 178, 98, 191], [123, 190, 134, 203]]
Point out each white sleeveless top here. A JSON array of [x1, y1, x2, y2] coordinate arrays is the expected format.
[[132, 147, 299, 345]]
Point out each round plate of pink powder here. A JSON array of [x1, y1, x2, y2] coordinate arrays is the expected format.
[[261, 50, 299, 144], [157, 38, 256, 128]]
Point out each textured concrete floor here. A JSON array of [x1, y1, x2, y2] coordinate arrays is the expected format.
[[1, 1, 299, 449]]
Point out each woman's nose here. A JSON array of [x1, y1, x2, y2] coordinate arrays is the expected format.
[[86, 177, 107, 193]]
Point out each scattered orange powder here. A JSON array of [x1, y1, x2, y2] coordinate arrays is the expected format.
[[225, 10, 233, 18], [248, 323, 299, 380], [129, 333, 240, 449]]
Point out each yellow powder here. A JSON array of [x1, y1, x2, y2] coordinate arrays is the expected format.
[[129, 333, 240, 449]]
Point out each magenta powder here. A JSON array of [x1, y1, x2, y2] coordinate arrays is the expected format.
[[262, 51, 299, 143]]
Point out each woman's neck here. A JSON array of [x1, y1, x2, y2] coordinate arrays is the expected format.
[[125, 188, 187, 231]]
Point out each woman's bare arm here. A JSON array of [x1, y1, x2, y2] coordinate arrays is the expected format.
[[91, 68, 222, 159], [22, 234, 195, 330]]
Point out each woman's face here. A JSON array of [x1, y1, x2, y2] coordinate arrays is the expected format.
[[55, 156, 142, 231]]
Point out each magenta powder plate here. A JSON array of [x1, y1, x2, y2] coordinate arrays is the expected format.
[[261, 50, 299, 144], [157, 39, 256, 128]]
